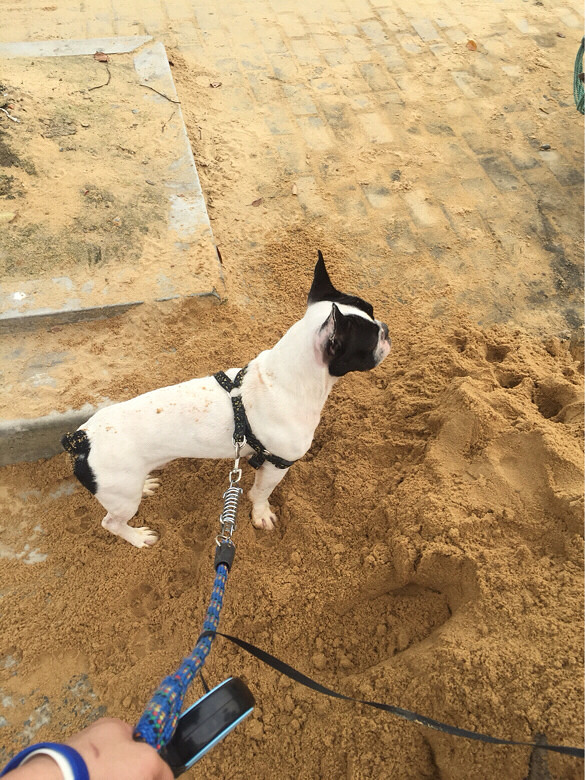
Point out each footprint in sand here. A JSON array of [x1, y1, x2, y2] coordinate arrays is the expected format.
[[128, 583, 160, 618]]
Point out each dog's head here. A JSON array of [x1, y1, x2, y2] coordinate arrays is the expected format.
[[308, 250, 391, 377]]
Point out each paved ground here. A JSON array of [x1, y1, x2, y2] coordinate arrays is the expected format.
[[1, 0, 583, 337]]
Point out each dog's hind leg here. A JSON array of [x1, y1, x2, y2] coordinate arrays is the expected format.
[[101, 511, 159, 548], [96, 470, 159, 548]]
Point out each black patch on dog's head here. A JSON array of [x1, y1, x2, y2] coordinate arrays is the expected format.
[[308, 250, 374, 320], [321, 303, 382, 377]]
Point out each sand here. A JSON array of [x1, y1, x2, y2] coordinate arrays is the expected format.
[[0, 53, 173, 279], [1, 247, 583, 778], [0, 33, 583, 780]]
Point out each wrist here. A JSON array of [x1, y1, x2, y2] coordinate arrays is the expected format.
[[3, 754, 63, 780], [1, 744, 89, 780]]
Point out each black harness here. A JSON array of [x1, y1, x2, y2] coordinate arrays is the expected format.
[[214, 367, 296, 470]]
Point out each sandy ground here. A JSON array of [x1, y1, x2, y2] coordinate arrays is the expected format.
[[0, 53, 172, 278], [1, 3, 584, 779]]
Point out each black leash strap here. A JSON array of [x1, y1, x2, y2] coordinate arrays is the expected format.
[[199, 630, 584, 759], [214, 368, 296, 470]]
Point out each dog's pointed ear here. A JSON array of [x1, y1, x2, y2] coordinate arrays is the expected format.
[[320, 303, 348, 357], [308, 250, 340, 305]]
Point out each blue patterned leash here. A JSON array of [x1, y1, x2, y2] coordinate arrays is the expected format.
[[133, 439, 244, 751]]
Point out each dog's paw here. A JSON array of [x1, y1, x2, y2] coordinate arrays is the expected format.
[[128, 526, 160, 548], [251, 506, 277, 531], [142, 476, 161, 497]]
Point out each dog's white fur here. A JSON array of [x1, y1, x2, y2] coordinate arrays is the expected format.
[[78, 300, 390, 547]]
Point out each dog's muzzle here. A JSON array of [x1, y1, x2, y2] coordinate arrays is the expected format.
[[375, 322, 391, 364]]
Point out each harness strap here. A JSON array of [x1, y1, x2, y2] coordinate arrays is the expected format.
[[214, 368, 296, 470]]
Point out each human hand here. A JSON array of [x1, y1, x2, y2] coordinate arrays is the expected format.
[[67, 718, 173, 780], [4, 718, 173, 780]]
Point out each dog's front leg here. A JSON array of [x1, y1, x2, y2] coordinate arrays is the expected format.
[[248, 463, 289, 530]]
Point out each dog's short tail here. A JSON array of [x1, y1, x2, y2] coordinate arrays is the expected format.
[[61, 429, 90, 455], [61, 430, 97, 494]]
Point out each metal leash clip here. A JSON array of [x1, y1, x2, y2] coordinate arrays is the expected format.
[[214, 439, 245, 571], [228, 436, 245, 487]]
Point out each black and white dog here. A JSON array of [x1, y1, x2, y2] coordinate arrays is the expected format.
[[62, 252, 391, 547]]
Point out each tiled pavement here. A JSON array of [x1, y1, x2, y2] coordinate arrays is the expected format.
[[1, 0, 583, 333]]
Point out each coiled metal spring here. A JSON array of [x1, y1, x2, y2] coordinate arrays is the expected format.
[[217, 484, 242, 545]]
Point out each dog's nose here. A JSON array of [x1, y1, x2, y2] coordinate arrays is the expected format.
[[381, 322, 390, 342]]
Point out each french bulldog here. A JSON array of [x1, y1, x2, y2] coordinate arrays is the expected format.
[[61, 252, 391, 548]]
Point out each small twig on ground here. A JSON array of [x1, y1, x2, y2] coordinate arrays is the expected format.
[[139, 83, 181, 104], [88, 63, 112, 92], [161, 109, 175, 133], [0, 106, 20, 122]]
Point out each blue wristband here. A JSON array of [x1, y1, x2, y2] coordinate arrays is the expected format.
[[0, 743, 89, 780]]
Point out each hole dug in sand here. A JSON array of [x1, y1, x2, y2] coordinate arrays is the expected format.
[[495, 369, 525, 389], [322, 542, 479, 676], [532, 376, 583, 423], [486, 343, 511, 363]]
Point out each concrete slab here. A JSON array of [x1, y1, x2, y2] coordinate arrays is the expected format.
[[0, 37, 222, 332], [0, 36, 221, 465], [0, 36, 153, 58], [0, 406, 105, 467]]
